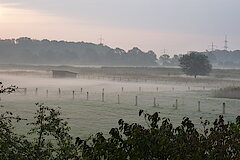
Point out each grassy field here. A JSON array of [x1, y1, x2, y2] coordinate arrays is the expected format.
[[2, 63, 240, 80], [1, 69, 240, 138]]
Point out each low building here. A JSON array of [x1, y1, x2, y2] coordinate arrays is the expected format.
[[52, 70, 78, 78]]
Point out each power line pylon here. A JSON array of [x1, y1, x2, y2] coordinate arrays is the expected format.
[[224, 35, 228, 50], [208, 42, 217, 52], [99, 35, 104, 45]]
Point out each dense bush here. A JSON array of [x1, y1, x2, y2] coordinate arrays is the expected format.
[[81, 111, 240, 160], [1, 83, 240, 159]]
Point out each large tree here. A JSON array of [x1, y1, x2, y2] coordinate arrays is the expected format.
[[179, 52, 212, 78]]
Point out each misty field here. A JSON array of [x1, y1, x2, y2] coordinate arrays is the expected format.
[[1, 70, 240, 138]]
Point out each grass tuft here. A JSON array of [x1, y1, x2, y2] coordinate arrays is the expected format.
[[214, 87, 240, 99]]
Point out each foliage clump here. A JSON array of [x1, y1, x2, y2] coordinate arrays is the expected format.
[[0, 103, 80, 160], [81, 110, 240, 160]]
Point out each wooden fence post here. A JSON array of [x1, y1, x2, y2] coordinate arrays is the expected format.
[[117, 95, 120, 104], [175, 99, 178, 109], [24, 88, 27, 95], [223, 102, 226, 114], [58, 88, 61, 97], [102, 92, 104, 102], [102, 88, 105, 102], [153, 97, 156, 107], [35, 88, 38, 96], [135, 96, 138, 106], [198, 101, 201, 112]]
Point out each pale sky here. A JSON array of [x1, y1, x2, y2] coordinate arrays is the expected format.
[[0, 0, 239, 56]]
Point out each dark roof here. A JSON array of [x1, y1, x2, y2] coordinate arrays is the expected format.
[[52, 70, 78, 74]]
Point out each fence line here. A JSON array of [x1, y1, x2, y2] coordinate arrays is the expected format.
[[10, 87, 229, 115]]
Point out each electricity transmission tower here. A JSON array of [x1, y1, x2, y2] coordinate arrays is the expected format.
[[162, 48, 169, 54], [208, 42, 217, 52], [224, 35, 228, 50], [99, 35, 104, 45]]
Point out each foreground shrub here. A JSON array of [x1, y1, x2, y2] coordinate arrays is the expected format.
[[0, 103, 81, 160], [0, 105, 240, 160], [81, 110, 240, 160]]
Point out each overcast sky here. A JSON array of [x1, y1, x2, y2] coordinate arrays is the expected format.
[[0, 0, 239, 56]]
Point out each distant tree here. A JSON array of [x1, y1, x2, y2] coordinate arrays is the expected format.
[[159, 54, 170, 65], [179, 52, 212, 78], [171, 54, 180, 65]]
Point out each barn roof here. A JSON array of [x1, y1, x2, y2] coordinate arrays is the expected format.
[[52, 70, 78, 74]]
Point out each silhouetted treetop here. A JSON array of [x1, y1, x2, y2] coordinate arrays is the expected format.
[[0, 37, 157, 66]]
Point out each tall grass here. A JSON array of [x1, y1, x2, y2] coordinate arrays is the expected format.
[[214, 87, 240, 99]]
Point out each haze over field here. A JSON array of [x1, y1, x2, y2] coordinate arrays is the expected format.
[[1, 1, 240, 159], [0, 0, 240, 55], [1, 73, 240, 138]]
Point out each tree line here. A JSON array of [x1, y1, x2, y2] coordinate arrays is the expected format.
[[0, 37, 157, 66], [159, 50, 240, 68]]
